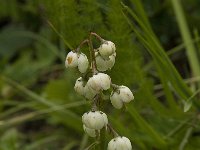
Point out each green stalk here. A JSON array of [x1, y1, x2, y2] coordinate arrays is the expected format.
[[171, 0, 200, 78]]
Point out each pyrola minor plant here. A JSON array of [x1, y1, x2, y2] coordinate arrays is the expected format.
[[65, 32, 134, 149]]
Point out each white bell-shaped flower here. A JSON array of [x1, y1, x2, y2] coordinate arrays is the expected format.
[[84, 84, 98, 100], [110, 86, 134, 109], [95, 52, 116, 71], [98, 41, 116, 58], [107, 136, 132, 150], [65, 51, 78, 68], [82, 111, 108, 130], [87, 73, 111, 92], [65, 51, 89, 73], [110, 92, 124, 109], [74, 77, 85, 96], [83, 125, 99, 137], [74, 77, 98, 100], [78, 53, 89, 73]]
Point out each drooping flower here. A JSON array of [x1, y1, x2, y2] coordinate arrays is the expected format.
[[82, 111, 108, 130], [110, 86, 134, 109], [107, 136, 132, 150], [83, 125, 99, 137], [95, 52, 116, 71], [65, 51, 89, 73], [84, 84, 98, 100], [77, 53, 89, 73], [87, 73, 111, 92], [98, 41, 116, 59], [74, 77, 85, 96], [65, 51, 78, 68]]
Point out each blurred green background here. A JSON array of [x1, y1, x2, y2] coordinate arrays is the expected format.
[[1, 0, 200, 149]]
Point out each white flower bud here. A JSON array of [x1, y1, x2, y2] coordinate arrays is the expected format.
[[98, 41, 116, 58], [110, 86, 134, 109], [98, 73, 111, 90], [110, 92, 124, 109], [65, 51, 89, 73], [84, 84, 97, 100], [82, 111, 108, 130], [101, 111, 108, 125], [87, 73, 111, 92], [83, 125, 99, 137], [78, 53, 89, 73], [74, 77, 85, 96], [74, 77, 98, 100], [95, 52, 116, 71], [106, 53, 116, 69], [118, 86, 134, 103], [107, 136, 132, 150], [65, 51, 78, 68]]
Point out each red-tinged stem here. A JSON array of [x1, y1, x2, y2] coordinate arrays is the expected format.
[[90, 32, 104, 42], [88, 32, 98, 74], [107, 123, 119, 138], [76, 39, 89, 53]]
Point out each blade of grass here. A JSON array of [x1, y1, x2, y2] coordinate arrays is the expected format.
[[1, 75, 86, 131], [121, 5, 178, 113], [84, 141, 100, 150], [0, 101, 37, 119], [167, 37, 200, 56], [127, 105, 167, 148], [194, 29, 200, 55], [0, 100, 86, 127], [79, 134, 88, 150], [158, 67, 181, 113], [62, 141, 78, 150], [129, 0, 152, 30], [110, 116, 148, 149], [171, 0, 200, 79], [184, 88, 200, 112], [144, 37, 200, 72], [24, 135, 61, 150], [154, 76, 200, 91], [179, 127, 193, 150], [47, 20, 74, 50], [121, 2, 200, 111], [166, 118, 191, 138]]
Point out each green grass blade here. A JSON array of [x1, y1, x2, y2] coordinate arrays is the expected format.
[[127, 105, 167, 148], [121, 2, 200, 111], [171, 0, 200, 78]]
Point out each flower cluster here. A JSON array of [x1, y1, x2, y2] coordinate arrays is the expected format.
[[65, 32, 133, 149], [65, 51, 89, 73]]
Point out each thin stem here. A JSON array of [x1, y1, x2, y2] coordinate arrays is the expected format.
[[47, 20, 73, 50], [88, 32, 98, 74], [107, 123, 119, 138], [92, 94, 100, 111], [84, 141, 100, 150], [77, 39, 89, 52], [166, 118, 192, 138], [91, 102, 98, 111], [90, 32, 104, 42], [178, 113, 200, 150], [111, 83, 119, 89]]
